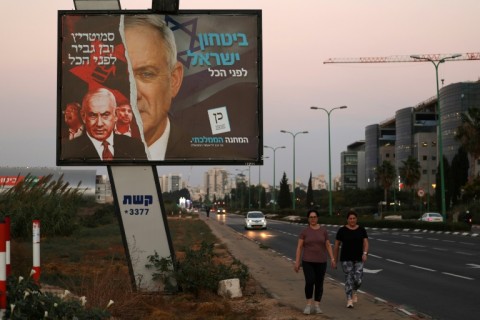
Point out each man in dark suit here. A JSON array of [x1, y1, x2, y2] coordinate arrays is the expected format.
[[123, 15, 259, 162], [62, 88, 147, 162], [124, 15, 183, 161]]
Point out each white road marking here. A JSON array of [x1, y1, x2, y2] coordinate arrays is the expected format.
[[386, 259, 404, 264], [442, 272, 474, 280], [364, 268, 383, 274], [456, 252, 474, 256], [409, 244, 426, 248], [466, 263, 480, 268], [410, 265, 436, 272]]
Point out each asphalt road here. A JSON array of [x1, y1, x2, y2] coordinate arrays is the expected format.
[[216, 212, 480, 320]]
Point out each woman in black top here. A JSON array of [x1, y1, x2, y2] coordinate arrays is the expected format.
[[334, 210, 369, 308]]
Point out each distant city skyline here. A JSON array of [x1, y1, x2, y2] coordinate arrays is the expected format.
[[1, 0, 479, 189]]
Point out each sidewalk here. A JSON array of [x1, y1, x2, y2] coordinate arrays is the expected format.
[[203, 216, 420, 320]]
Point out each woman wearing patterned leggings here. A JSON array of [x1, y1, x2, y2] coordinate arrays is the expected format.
[[334, 210, 369, 308]]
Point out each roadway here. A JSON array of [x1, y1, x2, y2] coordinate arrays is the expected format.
[[212, 212, 480, 320]]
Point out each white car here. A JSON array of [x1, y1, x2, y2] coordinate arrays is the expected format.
[[419, 212, 443, 222], [245, 211, 267, 230]]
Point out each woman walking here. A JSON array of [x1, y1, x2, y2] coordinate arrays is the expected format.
[[294, 209, 336, 314], [334, 210, 369, 308]]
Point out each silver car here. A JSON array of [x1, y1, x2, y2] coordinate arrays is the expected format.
[[419, 212, 443, 222], [245, 211, 267, 230]]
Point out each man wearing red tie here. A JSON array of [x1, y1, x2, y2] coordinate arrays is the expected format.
[[61, 88, 147, 162]]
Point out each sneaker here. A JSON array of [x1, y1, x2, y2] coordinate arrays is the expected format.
[[303, 305, 311, 315], [347, 299, 354, 308], [352, 292, 358, 303], [315, 305, 323, 314]]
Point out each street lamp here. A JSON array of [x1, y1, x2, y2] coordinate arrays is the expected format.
[[248, 165, 251, 209], [258, 156, 269, 209], [280, 130, 309, 210], [422, 141, 436, 212], [235, 168, 248, 210], [310, 106, 347, 216], [264, 145, 286, 211], [411, 54, 461, 221]]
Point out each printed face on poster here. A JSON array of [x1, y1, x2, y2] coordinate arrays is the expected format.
[[57, 10, 262, 166]]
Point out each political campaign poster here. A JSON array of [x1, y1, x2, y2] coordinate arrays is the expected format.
[[57, 10, 262, 166]]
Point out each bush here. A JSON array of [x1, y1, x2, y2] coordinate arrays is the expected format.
[[80, 204, 116, 228], [146, 241, 249, 297], [5, 273, 111, 319], [0, 174, 84, 239]]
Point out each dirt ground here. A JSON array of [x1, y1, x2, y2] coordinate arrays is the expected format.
[[228, 276, 317, 320]]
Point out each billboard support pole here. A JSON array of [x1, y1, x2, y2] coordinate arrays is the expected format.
[[152, 0, 179, 13], [71, 0, 176, 292], [108, 166, 175, 292]]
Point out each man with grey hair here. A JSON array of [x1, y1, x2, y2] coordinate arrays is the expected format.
[[61, 87, 147, 161], [124, 15, 184, 160]]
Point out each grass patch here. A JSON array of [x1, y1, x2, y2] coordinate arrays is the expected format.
[[167, 217, 219, 251]]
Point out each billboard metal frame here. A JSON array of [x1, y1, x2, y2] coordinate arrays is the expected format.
[[56, 10, 263, 167]]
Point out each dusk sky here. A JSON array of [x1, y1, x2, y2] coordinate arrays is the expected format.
[[1, 0, 480, 188]]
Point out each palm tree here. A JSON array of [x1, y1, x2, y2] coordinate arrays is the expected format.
[[399, 156, 421, 207], [451, 147, 469, 205], [455, 107, 480, 178], [376, 160, 396, 215], [399, 156, 421, 189]]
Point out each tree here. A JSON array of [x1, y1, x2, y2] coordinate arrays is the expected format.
[[306, 172, 314, 208], [399, 156, 421, 190], [455, 107, 480, 177], [260, 187, 267, 209], [376, 160, 396, 214], [451, 146, 469, 205], [462, 175, 480, 203], [295, 189, 307, 209], [277, 172, 292, 209], [237, 181, 247, 210], [399, 156, 421, 207]]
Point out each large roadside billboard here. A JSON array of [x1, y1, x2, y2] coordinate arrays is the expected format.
[[57, 10, 262, 166]]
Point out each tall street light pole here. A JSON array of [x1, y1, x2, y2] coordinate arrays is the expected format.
[[422, 141, 435, 212], [280, 130, 309, 210], [310, 106, 347, 216], [411, 54, 461, 221], [258, 156, 269, 209], [248, 165, 251, 209], [235, 168, 248, 210], [264, 145, 285, 212]]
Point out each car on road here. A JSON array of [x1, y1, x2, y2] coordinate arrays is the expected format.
[[216, 207, 227, 214], [245, 211, 267, 230], [419, 212, 443, 222]]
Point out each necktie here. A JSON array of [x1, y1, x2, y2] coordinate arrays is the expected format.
[[102, 140, 113, 160]]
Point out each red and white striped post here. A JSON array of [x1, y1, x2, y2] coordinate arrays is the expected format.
[[0, 222, 7, 316], [4, 217, 10, 277], [32, 220, 41, 283]]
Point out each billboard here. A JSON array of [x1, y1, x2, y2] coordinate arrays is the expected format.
[[57, 10, 262, 166]]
